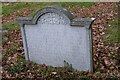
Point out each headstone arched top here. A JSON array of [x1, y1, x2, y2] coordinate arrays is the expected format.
[[17, 5, 75, 25]]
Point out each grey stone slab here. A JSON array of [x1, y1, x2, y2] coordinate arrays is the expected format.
[[17, 5, 95, 72]]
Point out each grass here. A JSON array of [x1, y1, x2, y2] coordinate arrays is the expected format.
[[2, 2, 95, 30], [2, 21, 20, 30], [103, 17, 119, 43], [2, 2, 33, 16], [118, 16, 120, 43], [2, 2, 95, 16], [103, 6, 120, 43]]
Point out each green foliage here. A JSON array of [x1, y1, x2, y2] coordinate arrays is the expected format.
[[118, 16, 120, 43], [6, 43, 19, 54], [2, 3, 33, 16], [95, 71, 102, 77], [2, 21, 20, 30], [7, 66, 19, 73], [2, 35, 7, 45], [47, 66, 54, 72], [17, 57, 26, 64], [103, 17, 119, 43], [7, 57, 32, 74], [39, 69, 47, 75], [112, 5, 118, 11], [63, 2, 95, 7], [104, 6, 120, 43], [8, 58, 26, 74]]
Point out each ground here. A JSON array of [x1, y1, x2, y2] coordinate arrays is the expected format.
[[1, 2, 120, 79]]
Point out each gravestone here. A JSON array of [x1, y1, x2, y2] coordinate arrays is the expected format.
[[17, 5, 95, 72]]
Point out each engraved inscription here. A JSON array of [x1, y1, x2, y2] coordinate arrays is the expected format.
[[38, 13, 70, 25]]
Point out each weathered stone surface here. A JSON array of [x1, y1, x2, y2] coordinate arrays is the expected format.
[[17, 5, 95, 72]]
